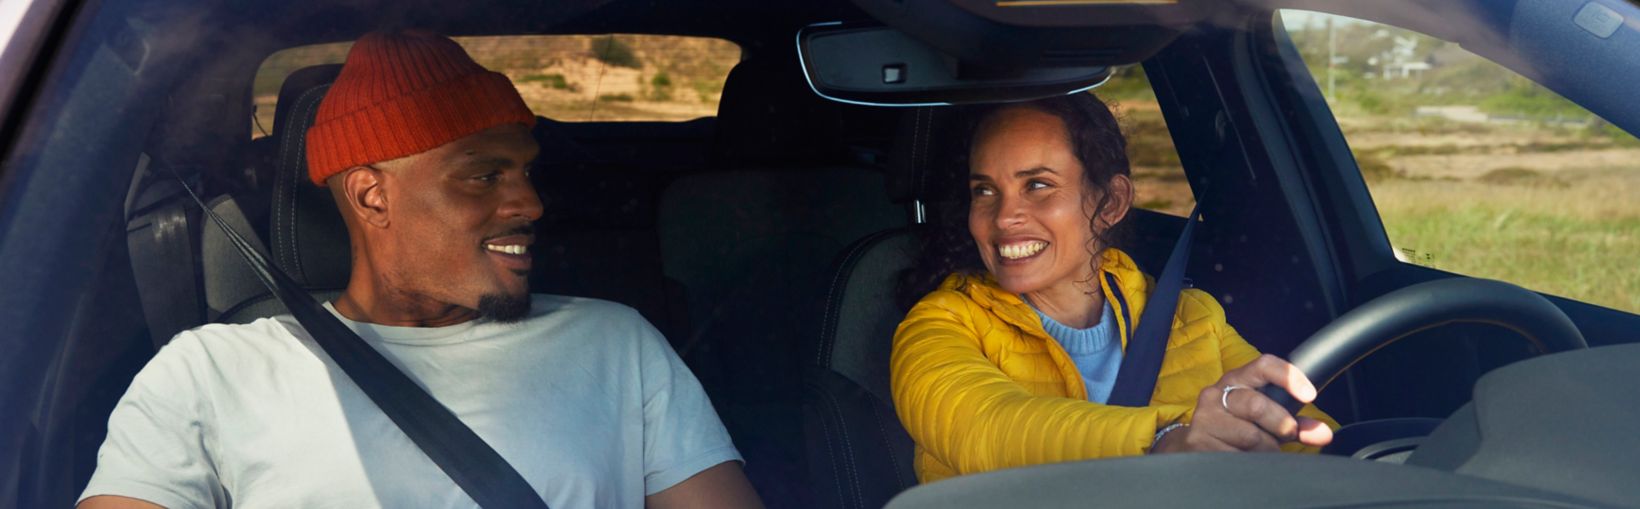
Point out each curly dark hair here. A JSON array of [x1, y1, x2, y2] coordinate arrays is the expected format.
[[897, 93, 1133, 309]]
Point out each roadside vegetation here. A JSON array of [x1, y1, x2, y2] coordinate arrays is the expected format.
[[1103, 16, 1638, 313], [252, 34, 740, 130], [1294, 13, 1637, 312]]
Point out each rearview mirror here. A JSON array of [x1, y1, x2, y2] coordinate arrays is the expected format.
[[797, 22, 1110, 107]]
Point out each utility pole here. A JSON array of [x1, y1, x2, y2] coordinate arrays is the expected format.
[[1327, 16, 1336, 103]]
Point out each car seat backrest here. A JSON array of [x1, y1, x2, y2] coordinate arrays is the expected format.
[[656, 57, 906, 505], [666, 58, 907, 340], [267, 65, 351, 291], [811, 106, 963, 403], [201, 195, 288, 322], [661, 57, 907, 371], [527, 158, 683, 341], [709, 57, 898, 169], [709, 57, 816, 166], [201, 64, 347, 324], [803, 106, 963, 509]]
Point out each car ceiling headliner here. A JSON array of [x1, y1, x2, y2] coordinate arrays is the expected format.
[[200, 0, 867, 49]]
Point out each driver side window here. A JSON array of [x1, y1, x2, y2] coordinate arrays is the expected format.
[[1278, 10, 1640, 314]]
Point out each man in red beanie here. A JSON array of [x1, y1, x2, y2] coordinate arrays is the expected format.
[[79, 31, 760, 509]]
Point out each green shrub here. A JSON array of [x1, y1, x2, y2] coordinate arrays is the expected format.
[[1596, 121, 1640, 148], [1477, 167, 1568, 188], [1120, 113, 1180, 168], [591, 36, 641, 69], [598, 93, 635, 102], [692, 79, 724, 103], [1095, 66, 1154, 101], [520, 73, 573, 91], [1479, 81, 1592, 121], [647, 72, 674, 101], [1381, 144, 1462, 157], [1353, 89, 1391, 115], [1354, 149, 1399, 182]]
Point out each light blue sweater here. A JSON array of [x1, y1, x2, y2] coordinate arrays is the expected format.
[[1030, 300, 1124, 404]]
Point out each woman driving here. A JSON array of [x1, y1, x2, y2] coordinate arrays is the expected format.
[[891, 93, 1338, 484]]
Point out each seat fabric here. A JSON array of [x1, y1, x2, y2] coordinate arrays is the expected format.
[[801, 106, 957, 509], [804, 229, 920, 509], [656, 57, 905, 507]]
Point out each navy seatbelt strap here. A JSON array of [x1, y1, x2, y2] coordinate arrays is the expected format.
[[1106, 204, 1202, 408], [172, 172, 550, 509]]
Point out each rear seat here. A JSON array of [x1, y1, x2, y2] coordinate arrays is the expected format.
[[656, 57, 905, 505], [525, 117, 687, 341]]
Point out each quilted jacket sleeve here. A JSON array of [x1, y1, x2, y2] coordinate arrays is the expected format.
[[1197, 291, 1340, 453], [891, 291, 1193, 476]]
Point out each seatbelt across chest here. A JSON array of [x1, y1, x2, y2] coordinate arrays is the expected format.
[[172, 172, 550, 509], [1106, 204, 1202, 408]]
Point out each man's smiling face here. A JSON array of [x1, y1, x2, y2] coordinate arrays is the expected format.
[[369, 123, 543, 321]]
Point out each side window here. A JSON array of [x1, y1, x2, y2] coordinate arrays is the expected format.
[[1102, 66, 1191, 216], [251, 34, 741, 138], [1278, 10, 1640, 314]]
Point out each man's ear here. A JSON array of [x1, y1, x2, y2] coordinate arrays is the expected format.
[[337, 166, 390, 228]]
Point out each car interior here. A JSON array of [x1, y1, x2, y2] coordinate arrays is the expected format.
[[3, 0, 1639, 508]]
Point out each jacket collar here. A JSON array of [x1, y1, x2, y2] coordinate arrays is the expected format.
[[945, 247, 1155, 350]]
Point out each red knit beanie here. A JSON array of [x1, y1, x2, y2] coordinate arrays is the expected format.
[[305, 31, 537, 186]]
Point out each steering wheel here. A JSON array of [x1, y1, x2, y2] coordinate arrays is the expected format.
[[1257, 277, 1588, 416]]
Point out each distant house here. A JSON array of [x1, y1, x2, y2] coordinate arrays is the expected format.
[[1414, 105, 1490, 123], [1377, 34, 1433, 80], [1387, 61, 1432, 79]]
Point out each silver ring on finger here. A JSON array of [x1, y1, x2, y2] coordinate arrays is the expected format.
[[1221, 385, 1246, 413]]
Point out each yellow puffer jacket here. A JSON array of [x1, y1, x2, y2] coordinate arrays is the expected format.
[[891, 248, 1336, 483]]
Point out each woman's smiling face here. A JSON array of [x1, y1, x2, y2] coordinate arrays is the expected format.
[[968, 106, 1127, 296]]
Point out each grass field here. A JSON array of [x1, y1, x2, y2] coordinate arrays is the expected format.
[[1337, 111, 1639, 313], [1371, 171, 1640, 312], [1359, 124, 1640, 313], [1110, 89, 1638, 314], [1271, 12, 1640, 313], [1341, 111, 1639, 309]]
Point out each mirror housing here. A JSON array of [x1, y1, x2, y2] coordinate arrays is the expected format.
[[797, 22, 1111, 106]]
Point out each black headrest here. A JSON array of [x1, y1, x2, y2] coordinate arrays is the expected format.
[[710, 58, 898, 167], [272, 65, 342, 135], [884, 106, 969, 205], [269, 64, 351, 289]]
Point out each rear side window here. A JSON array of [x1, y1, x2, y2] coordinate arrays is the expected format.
[[1278, 10, 1640, 313], [251, 34, 741, 138], [1102, 66, 1191, 217]]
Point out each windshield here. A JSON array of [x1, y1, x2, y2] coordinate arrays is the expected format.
[[1, 0, 1636, 507]]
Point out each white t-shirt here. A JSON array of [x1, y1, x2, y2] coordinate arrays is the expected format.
[[80, 295, 740, 509]]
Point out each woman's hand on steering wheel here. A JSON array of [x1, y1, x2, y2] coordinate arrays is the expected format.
[[1151, 355, 1334, 453]]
